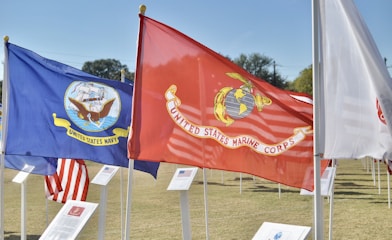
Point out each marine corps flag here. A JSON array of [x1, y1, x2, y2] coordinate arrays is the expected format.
[[129, 14, 324, 189], [3, 42, 159, 178]]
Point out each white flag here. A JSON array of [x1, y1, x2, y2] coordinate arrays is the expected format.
[[320, 0, 392, 159]]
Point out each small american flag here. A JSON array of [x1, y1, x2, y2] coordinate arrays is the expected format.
[[178, 169, 192, 177], [102, 166, 115, 174]]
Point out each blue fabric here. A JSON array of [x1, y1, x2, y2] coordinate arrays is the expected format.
[[5, 156, 58, 175], [1, 103, 58, 175], [4, 43, 159, 177]]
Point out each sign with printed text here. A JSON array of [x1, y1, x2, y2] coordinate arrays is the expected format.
[[91, 165, 119, 186], [252, 222, 311, 240], [39, 200, 98, 240], [167, 167, 198, 191]]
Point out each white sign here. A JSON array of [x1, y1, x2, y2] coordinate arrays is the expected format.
[[167, 167, 198, 191], [300, 167, 336, 196], [12, 164, 35, 184], [39, 200, 98, 240], [252, 222, 311, 240], [91, 165, 119, 186]]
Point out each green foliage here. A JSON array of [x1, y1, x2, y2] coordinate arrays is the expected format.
[[232, 53, 288, 88], [288, 65, 313, 95], [82, 59, 134, 81]]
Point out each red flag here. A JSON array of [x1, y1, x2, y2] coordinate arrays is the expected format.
[[129, 14, 325, 190], [45, 158, 89, 203]]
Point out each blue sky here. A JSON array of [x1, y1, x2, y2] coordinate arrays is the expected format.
[[1, 0, 391, 81]]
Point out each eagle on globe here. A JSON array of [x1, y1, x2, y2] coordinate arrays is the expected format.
[[214, 73, 272, 126]]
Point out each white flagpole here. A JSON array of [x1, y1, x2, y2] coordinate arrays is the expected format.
[[312, 0, 324, 239], [239, 173, 242, 194], [45, 198, 49, 226], [124, 5, 146, 240], [120, 69, 126, 239], [377, 159, 381, 194], [202, 169, 210, 240], [124, 160, 134, 240], [0, 36, 11, 240], [20, 181, 27, 240], [388, 167, 391, 209], [328, 159, 336, 240], [372, 158, 375, 185]]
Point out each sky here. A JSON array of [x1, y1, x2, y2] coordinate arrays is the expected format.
[[1, 0, 391, 81]]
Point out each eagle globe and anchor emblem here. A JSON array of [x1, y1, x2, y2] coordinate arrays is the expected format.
[[165, 72, 312, 155], [214, 73, 272, 125]]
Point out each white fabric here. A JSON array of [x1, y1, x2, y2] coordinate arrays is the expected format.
[[320, 0, 392, 159]]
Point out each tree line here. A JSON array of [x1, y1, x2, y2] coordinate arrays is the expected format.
[[0, 53, 313, 101], [81, 53, 313, 96]]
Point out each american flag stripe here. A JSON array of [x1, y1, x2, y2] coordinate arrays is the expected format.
[[45, 158, 89, 204], [44, 172, 62, 196]]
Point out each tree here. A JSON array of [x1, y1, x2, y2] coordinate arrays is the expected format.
[[82, 59, 134, 81], [232, 53, 287, 88], [287, 65, 313, 95]]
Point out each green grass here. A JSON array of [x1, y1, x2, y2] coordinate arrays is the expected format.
[[3, 158, 392, 239]]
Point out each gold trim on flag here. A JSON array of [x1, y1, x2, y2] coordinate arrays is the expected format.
[[52, 113, 129, 146], [165, 85, 312, 156]]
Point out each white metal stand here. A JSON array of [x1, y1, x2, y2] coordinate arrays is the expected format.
[[91, 165, 120, 240], [167, 167, 198, 240], [12, 166, 34, 240]]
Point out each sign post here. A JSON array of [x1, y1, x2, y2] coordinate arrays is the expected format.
[[91, 165, 119, 240], [167, 167, 198, 240], [12, 165, 35, 240]]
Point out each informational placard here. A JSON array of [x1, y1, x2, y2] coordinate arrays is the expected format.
[[39, 200, 98, 240], [167, 167, 198, 191], [300, 167, 336, 196], [12, 164, 35, 184], [91, 165, 119, 186], [252, 222, 311, 240]]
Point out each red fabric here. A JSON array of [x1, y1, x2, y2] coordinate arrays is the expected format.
[[45, 158, 89, 203], [129, 14, 327, 190]]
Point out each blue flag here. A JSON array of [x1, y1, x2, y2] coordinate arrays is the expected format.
[[4, 42, 159, 177], [1, 103, 58, 175]]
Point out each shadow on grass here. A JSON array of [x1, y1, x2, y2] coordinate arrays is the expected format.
[[335, 182, 383, 191], [336, 178, 377, 183], [5, 233, 40, 240], [334, 191, 371, 196], [194, 181, 238, 187], [335, 182, 365, 187], [246, 185, 298, 194], [336, 173, 373, 176], [194, 176, 260, 186], [233, 177, 254, 181], [370, 201, 390, 205]]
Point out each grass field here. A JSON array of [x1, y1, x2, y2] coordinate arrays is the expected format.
[[3, 158, 392, 239]]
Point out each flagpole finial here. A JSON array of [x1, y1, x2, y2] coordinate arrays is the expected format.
[[3, 36, 9, 43], [139, 4, 146, 15]]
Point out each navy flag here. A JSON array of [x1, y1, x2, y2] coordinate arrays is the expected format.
[[4, 42, 158, 177]]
